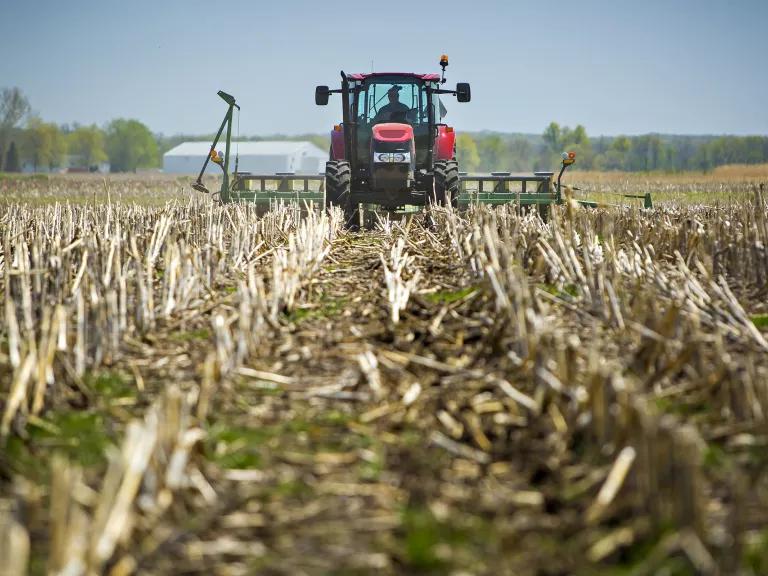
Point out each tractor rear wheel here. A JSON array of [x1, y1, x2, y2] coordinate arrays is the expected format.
[[325, 161, 358, 228], [432, 160, 459, 208]]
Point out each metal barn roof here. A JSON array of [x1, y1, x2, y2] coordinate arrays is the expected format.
[[164, 141, 326, 157]]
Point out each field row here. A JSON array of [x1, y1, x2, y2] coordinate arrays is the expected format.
[[0, 186, 767, 573]]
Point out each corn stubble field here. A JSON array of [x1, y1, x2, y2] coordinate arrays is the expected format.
[[0, 173, 768, 575]]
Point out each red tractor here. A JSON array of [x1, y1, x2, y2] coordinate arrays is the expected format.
[[315, 55, 470, 226]]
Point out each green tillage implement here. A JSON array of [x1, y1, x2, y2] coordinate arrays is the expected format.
[[193, 91, 652, 212], [225, 170, 652, 211]]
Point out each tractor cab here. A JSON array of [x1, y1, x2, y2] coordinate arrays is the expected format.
[[346, 74, 446, 174]]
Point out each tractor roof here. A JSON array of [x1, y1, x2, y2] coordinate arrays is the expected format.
[[347, 72, 441, 82]]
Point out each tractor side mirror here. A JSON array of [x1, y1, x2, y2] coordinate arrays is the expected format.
[[456, 82, 471, 103], [315, 85, 330, 106]]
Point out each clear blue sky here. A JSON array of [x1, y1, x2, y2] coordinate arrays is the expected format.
[[1, 0, 767, 137]]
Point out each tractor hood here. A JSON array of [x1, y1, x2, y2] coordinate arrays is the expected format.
[[372, 123, 414, 143]]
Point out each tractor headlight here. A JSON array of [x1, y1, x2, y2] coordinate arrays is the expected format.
[[374, 152, 410, 163]]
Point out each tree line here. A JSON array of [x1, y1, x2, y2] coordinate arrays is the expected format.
[[2, 86, 767, 174], [0, 87, 159, 173], [457, 123, 768, 173]]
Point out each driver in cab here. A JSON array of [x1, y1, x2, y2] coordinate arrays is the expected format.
[[373, 85, 410, 124]]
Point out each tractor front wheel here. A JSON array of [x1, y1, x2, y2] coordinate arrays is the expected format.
[[325, 160, 358, 228], [432, 160, 459, 208]]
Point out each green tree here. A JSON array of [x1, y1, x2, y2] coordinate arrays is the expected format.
[[68, 124, 107, 168], [625, 135, 666, 171], [506, 138, 534, 171], [4, 141, 20, 172], [568, 125, 589, 147], [477, 134, 506, 172], [611, 136, 631, 154], [596, 135, 631, 170], [105, 119, 159, 172], [456, 133, 480, 172], [558, 124, 593, 168], [576, 128, 594, 168], [543, 122, 561, 152], [540, 122, 593, 169], [23, 117, 68, 171], [0, 87, 31, 171]]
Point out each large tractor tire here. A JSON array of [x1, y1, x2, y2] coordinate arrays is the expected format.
[[325, 160, 358, 228], [432, 159, 460, 208]]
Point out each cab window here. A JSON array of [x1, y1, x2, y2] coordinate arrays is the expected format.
[[357, 81, 428, 125]]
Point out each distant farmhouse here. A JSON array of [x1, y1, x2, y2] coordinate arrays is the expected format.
[[63, 154, 110, 174], [163, 141, 327, 175], [22, 154, 110, 174]]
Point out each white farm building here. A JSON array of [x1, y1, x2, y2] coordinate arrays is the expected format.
[[163, 141, 327, 175]]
